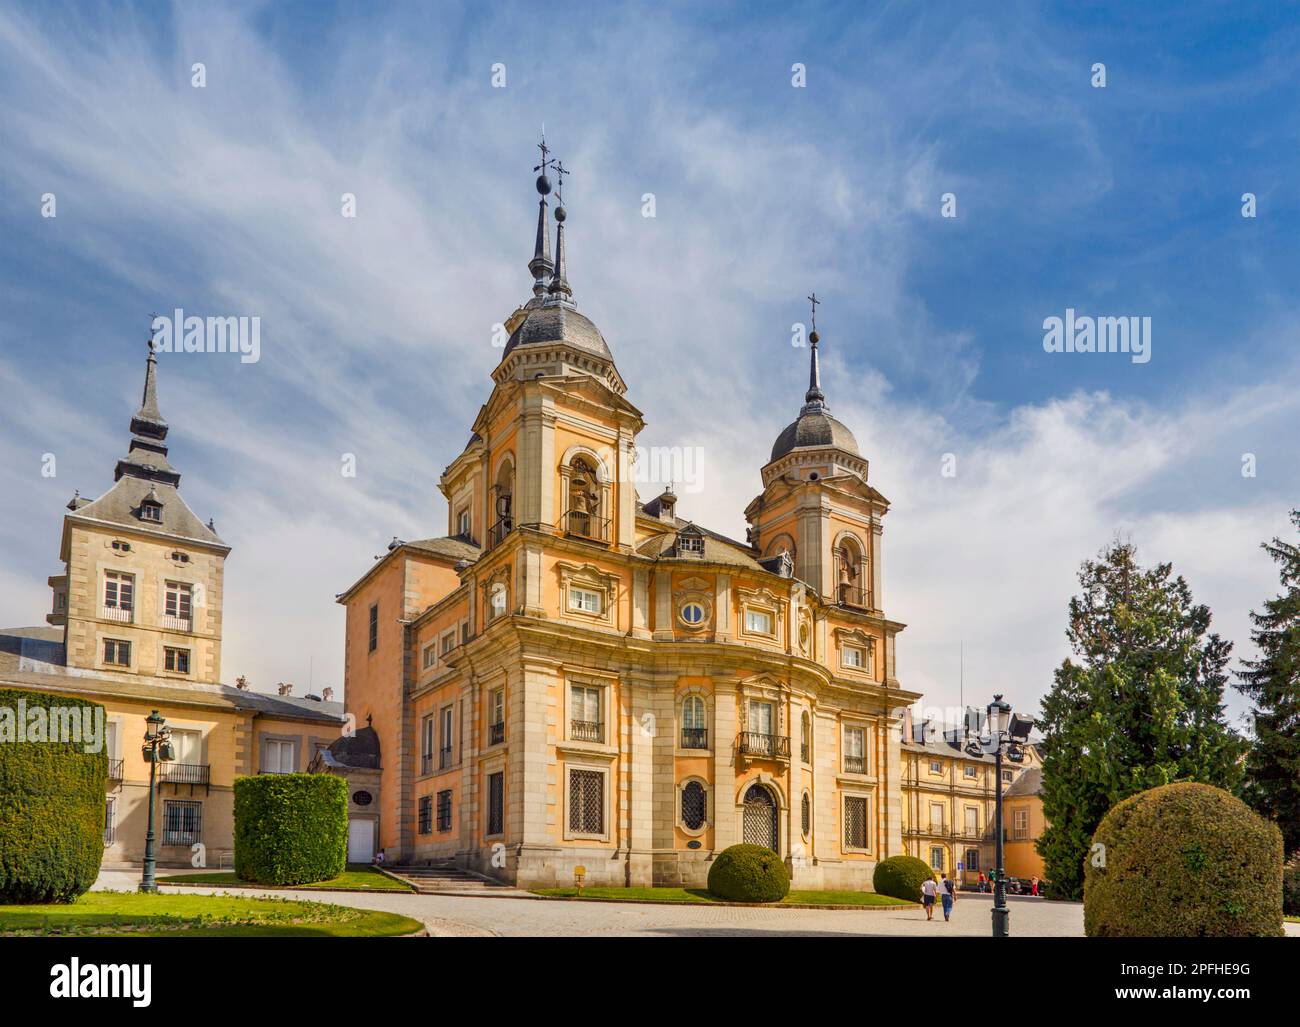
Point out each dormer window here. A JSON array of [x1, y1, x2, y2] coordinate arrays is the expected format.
[[675, 531, 705, 557], [140, 500, 163, 523]]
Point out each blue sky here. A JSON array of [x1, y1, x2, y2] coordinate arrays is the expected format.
[[0, 0, 1296, 722]]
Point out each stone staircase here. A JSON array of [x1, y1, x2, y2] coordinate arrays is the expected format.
[[384, 860, 511, 894]]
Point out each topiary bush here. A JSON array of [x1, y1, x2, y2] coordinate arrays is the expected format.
[[234, 773, 348, 886], [1284, 853, 1300, 918], [0, 689, 108, 903], [872, 854, 932, 902], [1085, 782, 1284, 937], [707, 844, 790, 902]]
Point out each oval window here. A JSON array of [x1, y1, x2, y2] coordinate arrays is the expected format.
[[352, 790, 373, 807], [680, 602, 705, 625]]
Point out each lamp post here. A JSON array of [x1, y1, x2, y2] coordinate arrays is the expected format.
[[964, 694, 1034, 937], [140, 710, 175, 894]]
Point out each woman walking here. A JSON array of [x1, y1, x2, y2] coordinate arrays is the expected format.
[[921, 876, 938, 920]]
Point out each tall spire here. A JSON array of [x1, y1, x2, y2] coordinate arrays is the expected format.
[[803, 291, 826, 411], [546, 160, 573, 305], [131, 320, 168, 439], [529, 134, 555, 298], [116, 323, 179, 485]]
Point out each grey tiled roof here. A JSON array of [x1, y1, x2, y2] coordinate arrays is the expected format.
[[503, 305, 612, 361], [403, 536, 481, 563], [770, 408, 860, 461], [0, 628, 344, 724], [71, 476, 225, 548], [1004, 767, 1043, 797]]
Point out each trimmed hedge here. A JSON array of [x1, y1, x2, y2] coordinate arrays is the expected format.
[[1084, 782, 1284, 937], [234, 774, 348, 886], [1284, 853, 1300, 918], [706, 844, 790, 903], [872, 854, 933, 902], [0, 688, 108, 903]]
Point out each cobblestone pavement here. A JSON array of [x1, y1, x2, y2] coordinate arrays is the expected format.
[[94, 870, 1093, 937]]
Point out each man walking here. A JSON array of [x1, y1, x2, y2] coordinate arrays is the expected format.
[[939, 873, 957, 922], [921, 876, 938, 920]]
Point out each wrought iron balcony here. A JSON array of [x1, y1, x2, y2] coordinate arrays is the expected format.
[[489, 518, 513, 548], [439, 747, 453, 770], [107, 758, 123, 780], [837, 583, 870, 609], [421, 752, 433, 776], [570, 719, 604, 743], [563, 511, 611, 544], [488, 721, 505, 746], [843, 755, 867, 775], [737, 732, 790, 760], [160, 761, 210, 795], [680, 726, 708, 750]]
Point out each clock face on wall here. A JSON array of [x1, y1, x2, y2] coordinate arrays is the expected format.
[[352, 790, 373, 806]]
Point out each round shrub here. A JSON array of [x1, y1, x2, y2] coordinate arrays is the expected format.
[[872, 854, 932, 902], [1084, 782, 1284, 937], [1284, 853, 1300, 918], [0, 689, 107, 903], [707, 844, 790, 902], [234, 773, 348, 885]]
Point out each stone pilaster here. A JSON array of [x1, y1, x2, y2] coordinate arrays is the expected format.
[[712, 677, 738, 850]]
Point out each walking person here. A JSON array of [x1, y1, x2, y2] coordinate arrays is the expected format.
[[921, 875, 938, 920], [978, 871, 987, 893], [939, 873, 957, 921], [1031, 875, 1040, 897]]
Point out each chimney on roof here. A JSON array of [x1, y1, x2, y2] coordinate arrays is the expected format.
[[277, 681, 293, 696], [322, 687, 334, 702]]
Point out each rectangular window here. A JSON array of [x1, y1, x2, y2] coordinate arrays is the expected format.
[[420, 714, 435, 775], [439, 706, 454, 768], [930, 845, 944, 871], [1013, 808, 1030, 840], [263, 738, 295, 774], [1002, 769, 1014, 783], [843, 645, 865, 669], [104, 797, 115, 845], [418, 795, 432, 834], [965, 806, 979, 836], [440, 631, 456, 656], [844, 795, 868, 849], [570, 684, 603, 742], [843, 726, 866, 774], [568, 586, 603, 614], [436, 790, 453, 832], [489, 688, 505, 745], [929, 802, 945, 831], [460, 622, 470, 645], [965, 848, 980, 872], [164, 647, 190, 674], [486, 772, 504, 835], [964, 764, 978, 779], [422, 642, 437, 670], [368, 604, 378, 652], [744, 608, 774, 635], [170, 728, 202, 766], [103, 638, 131, 666], [103, 571, 134, 611], [164, 581, 192, 621], [163, 800, 202, 846], [457, 509, 471, 537], [929, 759, 943, 774], [568, 768, 604, 835], [747, 700, 774, 736]]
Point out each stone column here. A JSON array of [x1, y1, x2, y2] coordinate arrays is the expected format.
[[712, 677, 739, 850], [652, 569, 673, 640], [625, 672, 655, 886], [714, 573, 731, 641], [631, 568, 650, 638]]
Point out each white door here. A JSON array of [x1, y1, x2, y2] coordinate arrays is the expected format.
[[347, 818, 374, 863]]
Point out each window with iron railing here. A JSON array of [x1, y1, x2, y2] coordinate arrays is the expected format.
[[570, 719, 604, 743], [437, 790, 453, 832], [563, 510, 611, 543], [489, 721, 505, 746], [104, 798, 115, 845], [680, 726, 708, 749], [844, 795, 869, 849], [486, 772, 504, 835], [568, 769, 604, 835], [418, 795, 432, 834], [163, 799, 202, 846], [737, 731, 791, 759]]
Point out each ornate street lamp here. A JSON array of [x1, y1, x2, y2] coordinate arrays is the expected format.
[[139, 709, 175, 893], [963, 694, 1034, 937]]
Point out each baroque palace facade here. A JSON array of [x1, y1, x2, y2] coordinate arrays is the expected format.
[[0, 342, 344, 867], [338, 164, 931, 889]]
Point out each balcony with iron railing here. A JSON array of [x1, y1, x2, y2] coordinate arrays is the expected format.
[[488, 721, 505, 746], [421, 752, 433, 776], [489, 518, 513, 549], [737, 731, 790, 760], [562, 510, 611, 544], [843, 755, 867, 775], [837, 582, 870, 609], [100, 605, 134, 624], [108, 758, 123, 781], [439, 747, 453, 771], [570, 719, 604, 743], [160, 762, 210, 794], [680, 726, 708, 750], [160, 614, 192, 632]]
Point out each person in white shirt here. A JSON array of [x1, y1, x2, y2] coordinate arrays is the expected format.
[[921, 876, 938, 920]]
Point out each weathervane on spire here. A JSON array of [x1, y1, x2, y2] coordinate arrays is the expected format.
[[807, 292, 820, 340], [148, 312, 162, 355], [533, 130, 556, 193], [553, 159, 570, 207]]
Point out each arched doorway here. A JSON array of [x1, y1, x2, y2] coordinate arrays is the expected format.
[[742, 783, 779, 853]]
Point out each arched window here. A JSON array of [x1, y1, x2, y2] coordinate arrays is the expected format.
[[801, 791, 811, 837], [681, 696, 707, 749], [681, 781, 707, 831], [565, 457, 602, 540], [489, 582, 507, 620], [836, 536, 869, 608], [742, 783, 779, 853], [492, 460, 514, 546]]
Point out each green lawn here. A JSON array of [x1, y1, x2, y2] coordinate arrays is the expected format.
[[531, 886, 915, 908], [158, 865, 412, 893], [0, 890, 423, 937]]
